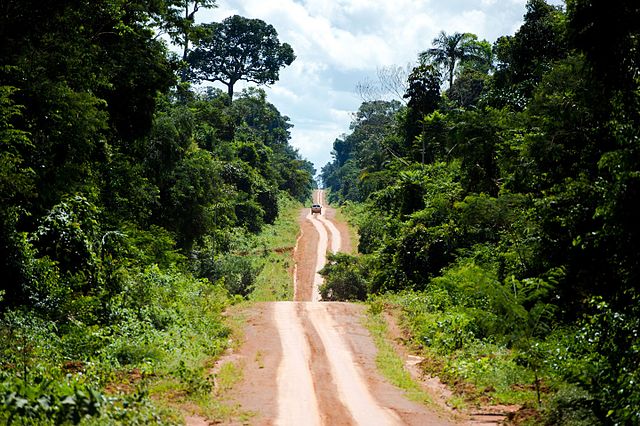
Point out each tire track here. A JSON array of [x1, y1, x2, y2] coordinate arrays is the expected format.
[[304, 303, 403, 425], [306, 211, 328, 302], [272, 190, 453, 425], [274, 302, 321, 426], [305, 189, 341, 301], [279, 190, 402, 424]]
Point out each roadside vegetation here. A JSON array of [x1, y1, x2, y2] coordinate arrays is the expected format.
[[364, 303, 434, 406], [249, 195, 302, 301], [0, 0, 312, 423], [320, 1, 640, 423]]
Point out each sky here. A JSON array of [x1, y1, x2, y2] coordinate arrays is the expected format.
[[195, 0, 564, 174]]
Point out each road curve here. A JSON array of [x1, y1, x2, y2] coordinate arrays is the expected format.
[[305, 189, 341, 301]]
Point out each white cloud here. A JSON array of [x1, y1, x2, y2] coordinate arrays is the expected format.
[[443, 10, 488, 36], [268, 85, 301, 102], [289, 126, 346, 170], [194, 0, 538, 171]]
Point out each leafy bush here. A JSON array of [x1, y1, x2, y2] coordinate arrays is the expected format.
[[0, 377, 104, 425], [0, 311, 62, 382], [542, 384, 599, 426], [31, 195, 101, 279], [449, 342, 533, 395], [1, 262, 232, 423], [319, 253, 368, 301], [0, 375, 178, 426], [0, 208, 66, 317], [541, 297, 640, 424], [194, 253, 257, 296], [410, 308, 478, 352], [101, 266, 231, 366]]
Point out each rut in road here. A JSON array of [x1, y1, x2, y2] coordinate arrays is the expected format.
[[215, 189, 454, 426], [274, 302, 403, 426], [273, 189, 451, 425]]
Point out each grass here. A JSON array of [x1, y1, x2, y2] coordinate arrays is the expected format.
[[215, 361, 243, 395], [251, 253, 293, 301], [377, 292, 545, 416], [331, 202, 360, 253], [249, 195, 302, 301], [363, 308, 435, 406], [148, 308, 251, 423]]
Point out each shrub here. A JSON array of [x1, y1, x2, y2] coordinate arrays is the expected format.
[[411, 308, 477, 353], [0, 375, 177, 425], [202, 254, 257, 296], [0, 311, 62, 382], [319, 253, 367, 301], [542, 384, 599, 426], [0, 376, 104, 425], [544, 297, 640, 424]]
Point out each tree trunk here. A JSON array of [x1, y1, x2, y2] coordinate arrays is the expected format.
[[182, 40, 189, 63], [179, 40, 190, 82], [226, 82, 234, 103], [448, 62, 455, 89]]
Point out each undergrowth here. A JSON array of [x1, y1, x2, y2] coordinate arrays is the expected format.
[[368, 291, 604, 424], [249, 195, 301, 301], [364, 304, 434, 406], [0, 266, 232, 425], [0, 194, 304, 424]]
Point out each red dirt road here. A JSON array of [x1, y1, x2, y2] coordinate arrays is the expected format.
[[213, 190, 454, 425]]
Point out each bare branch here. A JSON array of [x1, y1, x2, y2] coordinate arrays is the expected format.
[[355, 63, 413, 104], [377, 64, 411, 102], [355, 77, 383, 103]]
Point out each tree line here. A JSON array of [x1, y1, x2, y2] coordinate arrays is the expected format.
[[320, 0, 640, 422], [0, 0, 311, 423]]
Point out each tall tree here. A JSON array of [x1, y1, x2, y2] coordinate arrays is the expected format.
[[492, 0, 566, 101], [567, 0, 639, 96], [420, 31, 483, 88], [160, 0, 217, 82], [173, 0, 217, 62], [403, 63, 442, 151], [188, 15, 295, 101]]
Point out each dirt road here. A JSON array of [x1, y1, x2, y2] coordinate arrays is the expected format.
[[300, 189, 341, 301], [216, 190, 453, 425]]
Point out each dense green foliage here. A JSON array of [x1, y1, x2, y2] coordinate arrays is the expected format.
[[188, 15, 296, 100], [0, 1, 312, 423], [321, 0, 640, 422]]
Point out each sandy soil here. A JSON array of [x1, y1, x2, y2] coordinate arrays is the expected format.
[[219, 301, 454, 425], [205, 190, 456, 425]]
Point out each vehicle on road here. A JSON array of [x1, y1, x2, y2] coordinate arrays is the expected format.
[[311, 204, 322, 214]]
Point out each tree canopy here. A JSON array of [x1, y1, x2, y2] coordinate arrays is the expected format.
[[188, 15, 296, 101], [0, 3, 312, 421], [420, 31, 486, 88], [322, 0, 640, 422]]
